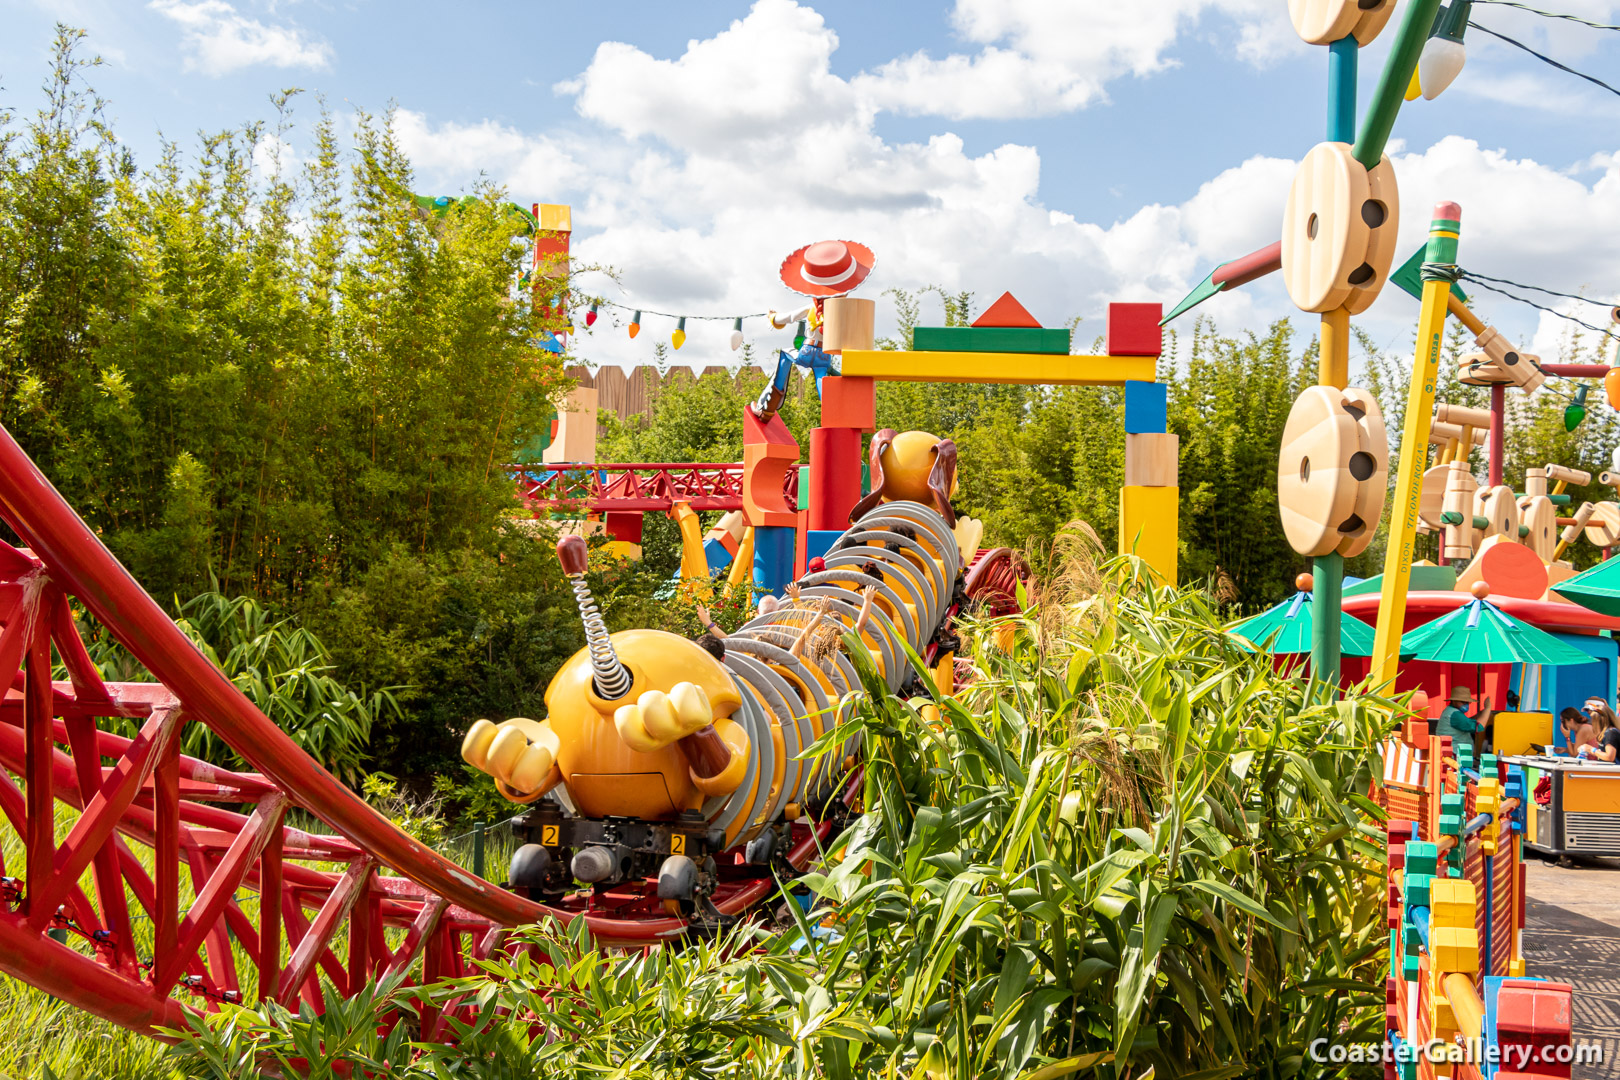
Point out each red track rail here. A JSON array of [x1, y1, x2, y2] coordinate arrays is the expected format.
[[514, 462, 798, 514]]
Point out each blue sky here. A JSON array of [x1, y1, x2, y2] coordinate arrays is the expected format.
[[3, 0, 1619, 369]]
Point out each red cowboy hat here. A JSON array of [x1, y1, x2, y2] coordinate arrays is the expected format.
[[779, 239, 876, 298]]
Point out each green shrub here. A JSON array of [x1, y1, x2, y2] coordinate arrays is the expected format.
[[65, 588, 392, 783]]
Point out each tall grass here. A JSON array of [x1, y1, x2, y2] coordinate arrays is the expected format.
[[162, 532, 1393, 1079]]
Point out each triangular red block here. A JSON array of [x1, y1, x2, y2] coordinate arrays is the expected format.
[[972, 292, 1042, 328]]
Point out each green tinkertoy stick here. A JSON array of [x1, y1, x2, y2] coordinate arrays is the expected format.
[[1352, 0, 1445, 168]]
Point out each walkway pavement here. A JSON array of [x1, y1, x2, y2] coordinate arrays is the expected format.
[[1523, 855, 1620, 1079]]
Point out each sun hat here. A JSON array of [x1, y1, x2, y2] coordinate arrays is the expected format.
[[1449, 685, 1473, 704], [779, 240, 876, 298]]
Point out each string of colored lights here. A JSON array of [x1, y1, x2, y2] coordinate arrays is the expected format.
[[1464, 271, 1619, 309], [1473, 0, 1620, 31], [588, 298, 770, 322], [1460, 273, 1619, 338], [1467, 21, 1620, 97], [574, 297, 805, 350]]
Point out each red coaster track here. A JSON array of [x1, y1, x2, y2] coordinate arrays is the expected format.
[[0, 426, 1024, 1039]]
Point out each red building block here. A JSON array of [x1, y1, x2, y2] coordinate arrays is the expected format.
[[819, 376, 875, 432], [1106, 302, 1164, 357], [1496, 979, 1573, 1078]]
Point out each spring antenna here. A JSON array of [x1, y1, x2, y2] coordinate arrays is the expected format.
[[556, 536, 633, 701]]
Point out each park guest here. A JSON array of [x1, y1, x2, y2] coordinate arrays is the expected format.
[[1436, 686, 1483, 751], [693, 603, 726, 659], [1577, 700, 1620, 763], [1556, 707, 1595, 755]]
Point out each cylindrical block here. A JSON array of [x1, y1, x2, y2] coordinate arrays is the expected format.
[[1545, 464, 1591, 486], [1436, 402, 1492, 430], [751, 525, 796, 596], [822, 297, 875, 352], [808, 427, 863, 531]]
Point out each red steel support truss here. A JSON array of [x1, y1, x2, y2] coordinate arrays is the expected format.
[[514, 462, 798, 514]]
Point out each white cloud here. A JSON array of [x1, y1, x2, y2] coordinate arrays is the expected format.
[[149, 0, 331, 76], [856, 0, 1296, 120], [389, 1, 1620, 373]]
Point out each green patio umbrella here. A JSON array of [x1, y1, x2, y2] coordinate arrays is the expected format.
[[1229, 590, 1376, 657], [1550, 557, 1620, 617], [1396, 595, 1592, 666]]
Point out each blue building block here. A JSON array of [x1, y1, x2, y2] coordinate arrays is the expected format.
[[1503, 768, 1526, 833], [806, 529, 842, 567], [1124, 380, 1167, 434], [702, 536, 737, 576], [752, 525, 796, 597]]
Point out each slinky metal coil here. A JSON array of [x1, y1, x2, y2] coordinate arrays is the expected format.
[[702, 501, 959, 843]]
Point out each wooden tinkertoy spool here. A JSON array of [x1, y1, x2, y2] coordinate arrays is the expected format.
[[1520, 464, 1588, 563], [1287, 0, 1396, 45], [1281, 143, 1400, 315], [1277, 385, 1389, 557]]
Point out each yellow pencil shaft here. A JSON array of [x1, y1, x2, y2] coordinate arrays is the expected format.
[[1371, 277, 1454, 686]]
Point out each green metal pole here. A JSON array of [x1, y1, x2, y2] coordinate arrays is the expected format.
[[1311, 553, 1345, 684], [1352, 0, 1444, 168]]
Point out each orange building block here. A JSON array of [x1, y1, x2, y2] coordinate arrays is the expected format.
[[743, 407, 800, 527], [819, 376, 875, 432]]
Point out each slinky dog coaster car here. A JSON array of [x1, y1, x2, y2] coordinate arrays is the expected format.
[[1277, 385, 1389, 558], [460, 502, 962, 932], [852, 428, 958, 526]]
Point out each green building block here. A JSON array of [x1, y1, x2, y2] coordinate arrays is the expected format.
[[1405, 842, 1438, 878], [911, 326, 1072, 354], [1439, 793, 1464, 837], [1454, 744, 1474, 772], [1480, 754, 1497, 778], [1403, 922, 1423, 957], [1402, 951, 1421, 980], [1405, 873, 1432, 910]]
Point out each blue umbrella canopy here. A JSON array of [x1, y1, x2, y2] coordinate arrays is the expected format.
[[1397, 596, 1592, 666], [1229, 590, 1376, 657]]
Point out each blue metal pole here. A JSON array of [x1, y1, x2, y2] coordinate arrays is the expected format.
[[1328, 37, 1358, 142]]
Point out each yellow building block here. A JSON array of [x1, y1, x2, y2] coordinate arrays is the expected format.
[[1431, 926, 1480, 975], [1476, 778, 1501, 856], [1429, 878, 1477, 929], [1119, 486, 1179, 584], [839, 350, 1157, 386]]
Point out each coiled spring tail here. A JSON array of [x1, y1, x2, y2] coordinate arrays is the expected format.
[[558, 534, 634, 701]]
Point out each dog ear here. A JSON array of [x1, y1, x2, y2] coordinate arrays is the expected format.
[[927, 439, 958, 527], [849, 428, 898, 522]]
